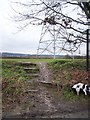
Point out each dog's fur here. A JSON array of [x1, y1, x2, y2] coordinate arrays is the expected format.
[[72, 83, 90, 95]]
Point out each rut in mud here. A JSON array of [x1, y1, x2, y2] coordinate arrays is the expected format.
[[3, 62, 89, 118]]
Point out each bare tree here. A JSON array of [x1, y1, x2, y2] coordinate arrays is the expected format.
[[10, 0, 90, 53]]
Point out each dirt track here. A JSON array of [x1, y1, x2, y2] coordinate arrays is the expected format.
[[3, 62, 89, 118]]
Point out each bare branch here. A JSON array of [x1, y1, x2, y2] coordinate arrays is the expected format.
[[11, 0, 87, 54]]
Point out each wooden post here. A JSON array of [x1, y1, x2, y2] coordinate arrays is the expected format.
[[86, 29, 89, 71]]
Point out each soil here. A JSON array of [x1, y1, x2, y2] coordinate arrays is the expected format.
[[2, 62, 89, 118]]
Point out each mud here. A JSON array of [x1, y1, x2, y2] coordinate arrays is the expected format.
[[2, 62, 89, 118]]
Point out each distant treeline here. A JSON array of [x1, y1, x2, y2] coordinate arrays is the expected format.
[[0, 52, 86, 59]]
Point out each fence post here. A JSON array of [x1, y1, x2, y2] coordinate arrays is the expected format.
[[86, 29, 89, 71]]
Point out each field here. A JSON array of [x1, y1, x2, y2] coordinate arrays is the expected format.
[[1, 58, 89, 118]]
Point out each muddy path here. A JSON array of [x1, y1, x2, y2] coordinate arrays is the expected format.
[[3, 62, 89, 118]]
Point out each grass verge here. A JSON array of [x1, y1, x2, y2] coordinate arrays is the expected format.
[[2, 60, 26, 103], [48, 59, 89, 101]]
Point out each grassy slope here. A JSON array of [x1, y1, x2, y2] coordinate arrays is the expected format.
[[2, 58, 65, 98], [2, 58, 89, 102], [48, 59, 89, 101], [2, 60, 26, 103]]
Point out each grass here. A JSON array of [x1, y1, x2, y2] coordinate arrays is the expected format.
[[46, 86, 89, 102], [47, 59, 89, 101], [2, 58, 89, 101], [2, 60, 26, 100], [62, 87, 89, 101], [48, 59, 86, 70], [1, 58, 60, 63]]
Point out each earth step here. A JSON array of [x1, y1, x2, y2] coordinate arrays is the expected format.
[[25, 73, 39, 77], [19, 62, 37, 67], [20, 62, 36, 65], [27, 78, 38, 82], [25, 90, 38, 93], [20, 62, 34, 64], [24, 67, 38, 70], [40, 81, 52, 85]]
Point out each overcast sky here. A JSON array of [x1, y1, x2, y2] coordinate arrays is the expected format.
[[0, 0, 43, 54], [0, 0, 87, 55]]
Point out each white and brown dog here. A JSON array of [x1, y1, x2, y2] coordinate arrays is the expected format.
[[72, 83, 90, 95]]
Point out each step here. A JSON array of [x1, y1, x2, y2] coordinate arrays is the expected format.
[[27, 78, 39, 82], [20, 62, 37, 65], [25, 73, 39, 77], [24, 67, 38, 70], [24, 89, 38, 93], [40, 81, 52, 84]]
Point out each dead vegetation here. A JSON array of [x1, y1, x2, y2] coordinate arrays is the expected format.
[[2, 59, 89, 118]]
